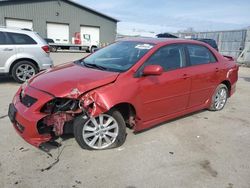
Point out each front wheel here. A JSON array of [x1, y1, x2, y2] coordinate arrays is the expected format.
[[90, 46, 97, 53], [74, 109, 126, 150], [209, 84, 228, 111]]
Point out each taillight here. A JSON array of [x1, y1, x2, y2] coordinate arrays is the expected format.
[[42, 45, 50, 54]]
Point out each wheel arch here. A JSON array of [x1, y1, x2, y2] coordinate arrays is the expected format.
[[9, 58, 39, 75], [221, 80, 231, 95], [110, 102, 137, 128]]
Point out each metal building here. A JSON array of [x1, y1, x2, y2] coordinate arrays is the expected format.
[[0, 0, 118, 45]]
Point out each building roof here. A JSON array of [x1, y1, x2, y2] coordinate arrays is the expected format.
[[0, 0, 119, 22]]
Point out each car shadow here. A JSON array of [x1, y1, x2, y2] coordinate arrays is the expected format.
[[0, 75, 19, 84], [134, 109, 208, 135], [39, 134, 74, 154], [41, 110, 209, 152]]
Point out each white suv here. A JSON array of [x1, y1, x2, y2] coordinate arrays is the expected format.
[[0, 27, 53, 83]]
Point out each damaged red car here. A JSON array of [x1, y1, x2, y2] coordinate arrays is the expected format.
[[8, 38, 239, 150]]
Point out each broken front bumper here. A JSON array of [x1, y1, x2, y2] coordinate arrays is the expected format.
[[9, 86, 54, 148]]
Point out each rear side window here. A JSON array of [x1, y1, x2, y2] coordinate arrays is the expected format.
[[187, 44, 217, 66], [7, 32, 37, 45], [142, 44, 186, 71]]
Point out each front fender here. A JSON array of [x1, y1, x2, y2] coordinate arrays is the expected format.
[[80, 82, 139, 118], [4, 54, 17, 73]]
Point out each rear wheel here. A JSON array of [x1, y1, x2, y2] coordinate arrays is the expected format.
[[12, 61, 38, 83], [209, 84, 228, 111], [74, 109, 126, 150]]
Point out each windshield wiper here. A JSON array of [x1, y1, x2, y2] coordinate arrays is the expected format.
[[82, 61, 107, 70]]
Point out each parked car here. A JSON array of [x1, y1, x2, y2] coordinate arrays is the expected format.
[[156, 33, 178, 38], [0, 27, 53, 83], [193, 38, 219, 51], [8, 38, 238, 150], [156, 34, 219, 51]]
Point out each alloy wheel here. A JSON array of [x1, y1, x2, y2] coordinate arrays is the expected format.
[[214, 88, 227, 110], [15, 64, 36, 82], [82, 114, 119, 149]]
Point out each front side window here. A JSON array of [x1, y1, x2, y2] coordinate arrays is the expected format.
[[140, 44, 186, 72], [0, 32, 6, 45], [79, 41, 155, 72], [187, 44, 217, 66], [7, 32, 37, 45]]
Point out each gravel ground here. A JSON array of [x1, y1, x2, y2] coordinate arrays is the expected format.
[[0, 52, 249, 188]]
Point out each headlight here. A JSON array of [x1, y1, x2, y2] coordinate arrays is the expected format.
[[41, 98, 79, 114]]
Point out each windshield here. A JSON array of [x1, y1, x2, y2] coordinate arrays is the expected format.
[[80, 41, 154, 72]]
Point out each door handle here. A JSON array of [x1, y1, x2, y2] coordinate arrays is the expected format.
[[3, 48, 13, 51], [215, 68, 219, 72], [182, 74, 189, 79]]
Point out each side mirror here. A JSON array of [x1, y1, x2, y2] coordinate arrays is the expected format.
[[143, 65, 163, 76]]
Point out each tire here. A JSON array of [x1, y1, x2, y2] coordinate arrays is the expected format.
[[86, 47, 90, 53], [74, 109, 127, 150], [90, 46, 97, 53], [209, 84, 228, 111], [12, 60, 38, 83]]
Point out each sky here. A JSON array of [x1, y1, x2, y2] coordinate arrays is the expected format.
[[75, 0, 250, 36]]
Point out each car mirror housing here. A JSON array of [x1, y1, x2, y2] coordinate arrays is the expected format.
[[143, 65, 164, 76]]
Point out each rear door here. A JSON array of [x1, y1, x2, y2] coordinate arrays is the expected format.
[[137, 44, 191, 122], [0, 32, 16, 72], [185, 44, 219, 108]]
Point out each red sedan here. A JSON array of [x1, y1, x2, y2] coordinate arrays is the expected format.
[[8, 38, 239, 150]]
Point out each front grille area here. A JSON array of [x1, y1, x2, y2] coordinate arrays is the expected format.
[[20, 94, 37, 107], [14, 122, 25, 133]]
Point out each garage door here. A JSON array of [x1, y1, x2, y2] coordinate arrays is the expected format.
[[6, 18, 33, 30], [47, 23, 69, 44], [80, 26, 100, 46]]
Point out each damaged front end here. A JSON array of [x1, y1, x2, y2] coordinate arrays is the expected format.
[[36, 91, 110, 148], [11, 81, 120, 152], [39, 98, 80, 136]]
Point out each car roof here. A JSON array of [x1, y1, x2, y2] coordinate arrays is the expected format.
[[0, 27, 35, 35], [117, 37, 206, 45]]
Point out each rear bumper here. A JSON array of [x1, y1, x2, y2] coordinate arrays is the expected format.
[[38, 56, 54, 70], [9, 86, 54, 147]]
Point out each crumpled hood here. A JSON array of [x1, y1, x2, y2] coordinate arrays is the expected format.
[[28, 62, 119, 97]]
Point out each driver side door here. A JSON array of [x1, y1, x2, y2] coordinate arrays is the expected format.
[[137, 44, 191, 124], [0, 32, 16, 71]]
